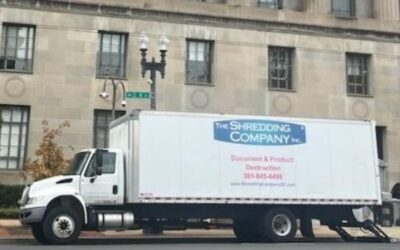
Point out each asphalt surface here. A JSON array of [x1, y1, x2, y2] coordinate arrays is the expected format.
[[0, 238, 400, 250]]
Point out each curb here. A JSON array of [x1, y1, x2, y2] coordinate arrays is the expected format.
[[0, 228, 9, 237]]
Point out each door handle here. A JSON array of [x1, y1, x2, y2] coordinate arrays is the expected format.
[[113, 185, 118, 195]]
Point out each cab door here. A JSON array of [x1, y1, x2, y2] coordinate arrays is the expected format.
[[80, 151, 122, 205]]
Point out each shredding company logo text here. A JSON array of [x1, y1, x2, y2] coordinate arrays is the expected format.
[[214, 120, 306, 146]]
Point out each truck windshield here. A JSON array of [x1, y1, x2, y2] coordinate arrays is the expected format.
[[66, 152, 91, 175]]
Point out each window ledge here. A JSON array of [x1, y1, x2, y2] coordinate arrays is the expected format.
[[0, 69, 33, 75], [268, 88, 296, 93], [258, 7, 282, 10], [185, 82, 214, 87], [347, 94, 374, 98], [96, 75, 128, 81], [332, 14, 357, 20], [0, 169, 24, 173]]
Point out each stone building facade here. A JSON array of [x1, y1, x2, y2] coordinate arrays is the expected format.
[[0, 0, 399, 190]]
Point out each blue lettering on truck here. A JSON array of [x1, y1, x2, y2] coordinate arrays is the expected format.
[[213, 120, 306, 146]]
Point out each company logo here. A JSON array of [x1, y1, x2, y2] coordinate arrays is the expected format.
[[214, 120, 306, 146]]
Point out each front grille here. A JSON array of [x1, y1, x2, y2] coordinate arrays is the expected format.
[[20, 211, 32, 219]]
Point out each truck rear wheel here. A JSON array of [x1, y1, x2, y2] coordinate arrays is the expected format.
[[258, 207, 297, 243], [233, 218, 261, 243], [31, 223, 48, 244], [42, 207, 82, 245], [300, 217, 314, 239]]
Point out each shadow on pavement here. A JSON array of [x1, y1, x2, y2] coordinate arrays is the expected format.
[[0, 237, 352, 246]]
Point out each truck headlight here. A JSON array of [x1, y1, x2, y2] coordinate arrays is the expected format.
[[26, 196, 45, 205], [18, 186, 30, 206]]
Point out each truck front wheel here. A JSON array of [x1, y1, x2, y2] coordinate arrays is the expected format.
[[258, 207, 297, 243], [31, 223, 48, 244], [42, 207, 82, 244]]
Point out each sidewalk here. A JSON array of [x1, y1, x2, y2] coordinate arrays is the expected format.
[[0, 219, 399, 240]]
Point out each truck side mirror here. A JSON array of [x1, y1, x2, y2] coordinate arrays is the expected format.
[[95, 150, 103, 168], [90, 163, 103, 183], [96, 166, 103, 176]]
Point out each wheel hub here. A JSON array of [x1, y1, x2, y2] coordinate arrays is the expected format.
[[52, 215, 75, 239], [272, 214, 292, 236]]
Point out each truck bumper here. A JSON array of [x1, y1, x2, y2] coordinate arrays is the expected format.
[[19, 207, 46, 225]]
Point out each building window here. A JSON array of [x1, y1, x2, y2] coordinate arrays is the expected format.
[[268, 47, 293, 90], [97, 32, 127, 78], [186, 40, 213, 85], [376, 126, 387, 191], [0, 105, 29, 170], [93, 110, 125, 148], [346, 53, 369, 96], [0, 24, 35, 72], [332, 0, 355, 17], [258, 0, 282, 9]]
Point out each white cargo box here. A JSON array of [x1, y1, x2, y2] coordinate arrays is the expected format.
[[110, 111, 381, 206]]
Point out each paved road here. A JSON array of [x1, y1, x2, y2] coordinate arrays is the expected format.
[[0, 238, 399, 250]]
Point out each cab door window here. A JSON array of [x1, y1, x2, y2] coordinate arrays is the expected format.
[[84, 152, 116, 177], [102, 152, 116, 174]]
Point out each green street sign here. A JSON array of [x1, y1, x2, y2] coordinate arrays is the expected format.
[[126, 91, 150, 99]]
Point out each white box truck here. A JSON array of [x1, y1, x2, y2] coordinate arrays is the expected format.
[[19, 110, 391, 244]]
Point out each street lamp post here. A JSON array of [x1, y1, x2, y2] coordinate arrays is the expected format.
[[99, 76, 127, 120], [139, 32, 169, 110]]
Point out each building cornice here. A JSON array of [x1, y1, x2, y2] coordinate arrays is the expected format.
[[1, 0, 399, 43]]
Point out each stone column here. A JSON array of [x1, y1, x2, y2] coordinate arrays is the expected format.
[[374, 0, 400, 21], [305, 0, 330, 14]]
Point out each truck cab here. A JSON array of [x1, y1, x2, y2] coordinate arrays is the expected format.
[[19, 148, 126, 244]]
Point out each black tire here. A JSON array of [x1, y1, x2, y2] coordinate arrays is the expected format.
[[233, 218, 261, 243], [300, 217, 314, 239], [392, 183, 400, 199], [31, 223, 48, 244], [42, 207, 82, 245], [258, 207, 297, 243]]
